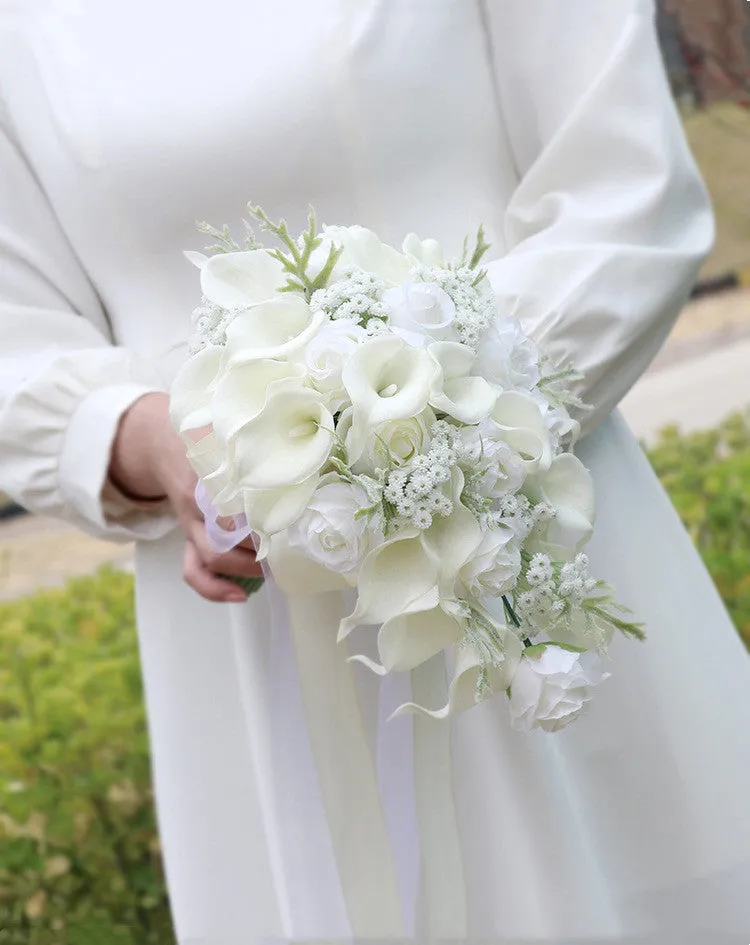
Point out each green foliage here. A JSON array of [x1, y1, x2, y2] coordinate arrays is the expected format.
[[647, 411, 750, 650], [0, 568, 173, 944], [0, 414, 748, 941]]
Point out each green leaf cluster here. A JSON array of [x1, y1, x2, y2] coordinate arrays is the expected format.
[[647, 411, 750, 649], [0, 568, 173, 944]]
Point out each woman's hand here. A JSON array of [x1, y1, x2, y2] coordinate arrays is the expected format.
[[109, 392, 262, 603]]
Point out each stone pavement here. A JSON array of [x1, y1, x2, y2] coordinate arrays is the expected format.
[[1, 287, 749, 601]]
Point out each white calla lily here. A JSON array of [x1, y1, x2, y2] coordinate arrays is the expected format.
[[184, 250, 209, 269], [392, 631, 523, 719], [232, 388, 333, 489], [343, 335, 438, 461], [383, 283, 456, 341], [199, 250, 287, 309], [422, 469, 483, 595], [211, 359, 305, 442], [170, 344, 222, 433], [242, 473, 321, 538], [490, 390, 553, 474], [183, 431, 245, 517], [377, 601, 464, 673], [322, 224, 411, 284], [338, 532, 440, 640], [527, 453, 596, 558], [428, 341, 498, 424], [223, 296, 325, 364]]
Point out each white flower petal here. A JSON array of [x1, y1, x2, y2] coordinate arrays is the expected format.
[[242, 473, 320, 536], [211, 359, 305, 442], [322, 224, 411, 284], [401, 233, 445, 267], [383, 283, 456, 339], [428, 341, 498, 424], [200, 250, 287, 309], [233, 388, 333, 489], [377, 602, 463, 672], [508, 647, 609, 732], [421, 469, 483, 595], [170, 345, 222, 433], [343, 335, 438, 461], [338, 532, 439, 639], [392, 630, 523, 719], [490, 390, 553, 473], [224, 296, 325, 364], [184, 250, 208, 269], [533, 453, 596, 554]]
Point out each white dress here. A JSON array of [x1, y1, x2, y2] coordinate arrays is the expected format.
[[1, 1, 749, 942]]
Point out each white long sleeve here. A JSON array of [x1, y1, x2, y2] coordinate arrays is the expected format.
[[0, 105, 175, 541], [480, 0, 714, 433]]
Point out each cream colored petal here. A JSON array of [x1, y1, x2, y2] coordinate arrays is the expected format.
[[343, 336, 437, 460], [338, 532, 439, 640], [322, 224, 411, 284], [233, 388, 333, 489], [401, 233, 445, 266], [170, 345, 222, 433], [392, 630, 523, 719], [428, 342, 497, 423], [491, 390, 552, 473], [223, 297, 325, 364], [211, 359, 305, 442], [200, 250, 287, 309], [432, 376, 498, 424], [377, 602, 462, 672], [242, 473, 320, 536], [421, 470, 483, 596]]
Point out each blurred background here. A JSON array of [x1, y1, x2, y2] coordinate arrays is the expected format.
[[2, 3, 750, 941]]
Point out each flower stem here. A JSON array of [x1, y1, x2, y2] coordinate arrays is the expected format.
[[502, 594, 533, 648], [222, 575, 265, 597]]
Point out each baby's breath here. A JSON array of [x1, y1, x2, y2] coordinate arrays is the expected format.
[[310, 269, 389, 327]]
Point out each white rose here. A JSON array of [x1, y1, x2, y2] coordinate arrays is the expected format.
[[348, 408, 435, 474], [322, 224, 411, 284], [287, 477, 373, 574], [531, 391, 581, 449], [383, 282, 456, 343], [476, 318, 540, 391], [460, 428, 526, 499], [460, 526, 521, 600], [300, 318, 367, 411], [508, 647, 609, 733], [188, 249, 287, 310]]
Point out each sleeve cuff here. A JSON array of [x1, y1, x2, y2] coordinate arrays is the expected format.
[[58, 383, 177, 542]]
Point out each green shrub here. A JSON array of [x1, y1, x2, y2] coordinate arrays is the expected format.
[[0, 414, 748, 942], [0, 569, 173, 944], [647, 411, 750, 650]]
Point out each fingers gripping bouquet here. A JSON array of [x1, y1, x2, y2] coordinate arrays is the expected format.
[[170, 206, 643, 732]]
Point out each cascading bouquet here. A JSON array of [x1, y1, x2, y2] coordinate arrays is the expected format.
[[170, 205, 643, 731]]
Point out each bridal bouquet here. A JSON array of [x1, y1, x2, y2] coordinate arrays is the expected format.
[[170, 206, 643, 731]]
